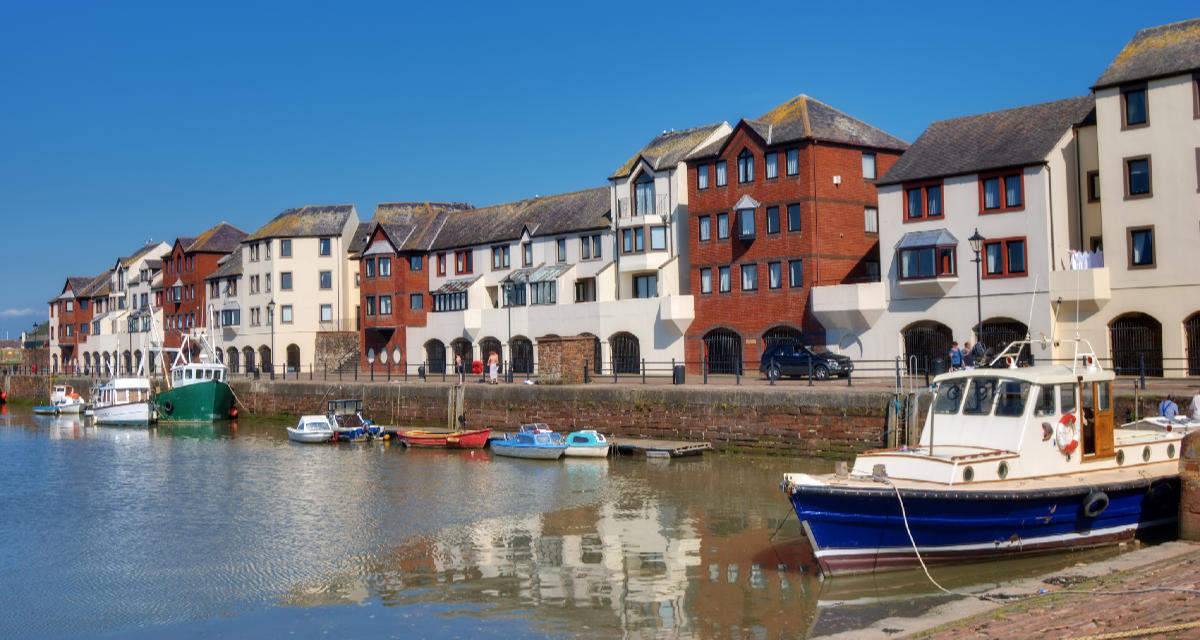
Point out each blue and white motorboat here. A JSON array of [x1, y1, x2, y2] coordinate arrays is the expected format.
[[781, 339, 1187, 577], [33, 385, 88, 416], [564, 429, 611, 457], [287, 415, 335, 443], [491, 424, 568, 459]]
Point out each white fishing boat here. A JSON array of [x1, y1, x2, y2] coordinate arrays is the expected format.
[[287, 414, 335, 443], [34, 385, 88, 415], [92, 377, 156, 426]]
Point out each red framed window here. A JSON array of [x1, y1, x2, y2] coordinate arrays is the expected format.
[[436, 253, 446, 276], [979, 170, 1024, 213], [983, 237, 1027, 278], [899, 245, 956, 279], [903, 180, 943, 221], [454, 250, 473, 274]]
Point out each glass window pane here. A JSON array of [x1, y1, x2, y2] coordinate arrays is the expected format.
[[926, 185, 942, 216], [716, 161, 726, 186], [1128, 159, 1149, 195], [768, 262, 781, 288], [1034, 386, 1056, 416], [741, 264, 757, 290], [766, 207, 779, 234], [1007, 240, 1025, 273], [983, 177, 1000, 209], [907, 188, 922, 218], [1005, 175, 1022, 207], [1131, 229, 1153, 265], [650, 226, 666, 250], [864, 207, 878, 233], [739, 210, 754, 236], [918, 248, 935, 277], [699, 216, 710, 241], [901, 249, 914, 278], [995, 380, 1031, 417], [1125, 89, 1147, 125], [934, 379, 966, 414], [719, 267, 730, 292], [717, 213, 729, 239], [963, 377, 998, 415], [700, 268, 712, 293], [862, 153, 876, 179], [766, 153, 777, 179], [787, 204, 802, 232], [786, 149, 798, 175], [1059, 385, 1077, 414], [986, 243, 1003, 274], [789, 260, 802, 287], [698, 165, 708, 189]]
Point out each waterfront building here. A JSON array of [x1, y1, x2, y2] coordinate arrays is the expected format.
[[683, 95, 907, 373], [212, 205, 359, 374], [160, 222, 247, 353], [82, 242, 171, 376], [48, 273, 106, 373]]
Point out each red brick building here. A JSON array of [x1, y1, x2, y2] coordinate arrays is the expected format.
[[48, 274, 104, 373], [160, 222, 246, 350], [349, 202, 472, 371], [683, 95, 907, 373]]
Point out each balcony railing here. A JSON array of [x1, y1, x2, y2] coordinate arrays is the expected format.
[[616, 195, 671, 219]]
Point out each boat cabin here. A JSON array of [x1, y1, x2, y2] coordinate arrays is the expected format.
[[172, 364, 228, 386]]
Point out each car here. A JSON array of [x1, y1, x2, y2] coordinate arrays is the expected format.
[[758, 344, 854, 380]]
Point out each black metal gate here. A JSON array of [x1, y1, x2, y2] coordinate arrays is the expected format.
[[902, 323, 952, 374], [425, 340, 446, 374], [451, 339, 473, 368], [511, 337, 533, 374], [977, 319, 1031, 364], [762, 326, 804, 351], [1186, 314, 1200, 376], [581, 333, 602, 375], [704, 329, 743, 375], [1110, 315, 1163, 377], [479, 338, 502, 364], [610, 332, 640, 374]]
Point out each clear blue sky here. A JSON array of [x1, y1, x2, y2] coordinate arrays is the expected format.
[[1, 1, 1195, 339]]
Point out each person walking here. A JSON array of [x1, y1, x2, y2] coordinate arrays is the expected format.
[[948, 341, 963, 371], [487, 351, 499, 385], [454, 354, 464, 385]]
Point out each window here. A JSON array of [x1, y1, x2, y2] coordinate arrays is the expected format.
[[716, 160, 727, 186], [379, 295, 392, 315], [492, 245, 510, 270], [622, 229, 644, 253], [697, 165, 709, 190], [864, 206, 878, 234], [980, 170, 1024, 212], [410, 293, 423, 310], [1087, 170, 1100, 202], [281, 272, 293, 290], [1125, 156, 1151, 197], [698, 215, 711, 242], [788, 260, 803, 288], [741, 264, 758, 291], [786, 149, 800, 176], [320, 304, 332, 322], [634, 228, 644, 251], [580, 237, 591, 259], [1122, 86, 1148, 128], [523, 242, 532, 266], [787, 204, 802, 232], [899, 245, 957, 279], [592, 235, 602, 260], [718, 266, 731, 293], [221, 309, 240, 326], [378, 257, 391, 276], [556, 238, 567, 262], [905, 181, 944, 219], [700, 268, 712, 294], [366, 296, 376, 316], [636, 226, 660, 252], [433, 291, 468, 312], [319, 238, 331, 256], [530, 281, 556, 305], [766, 152, 778, 179], [634, 173, 655, 216], [574, 278, 596, 302], [437, 253, 446, 276], [410, 256, 422, 271], [717, 213, 729, 239], [983, 238, 1027, 278], [1128, 226, 1155, 268], [503, 283, 526, 307], [263, 241, 270, 260], [862, 152, 877, 179], [737, 149, 754, 183], [455, 250, 473, 273], [633, 274, 657, 299], [280, 239, 292, 257], [319, 271, 332, 289], [281, 305, 293, 324], [765, 206, 779, 234], [768, 262, 781, 289], [737, 209, 755, 239]]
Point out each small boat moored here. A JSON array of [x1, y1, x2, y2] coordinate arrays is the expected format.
[[287, 414, 335, 443], [399, 428, 491, 448], [92, 377, 157, 426], [491, 424, 568, 460], [564, 429, 611, 457], [34, 385, 88, 415], [327, 399, 385, 441]]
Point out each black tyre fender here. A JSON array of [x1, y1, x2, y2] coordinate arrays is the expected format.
[[162, 400, 174, 414], [1082, 490, 1109, 518]]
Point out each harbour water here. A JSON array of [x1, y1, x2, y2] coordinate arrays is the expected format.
[[0, 406, 1129, 639]]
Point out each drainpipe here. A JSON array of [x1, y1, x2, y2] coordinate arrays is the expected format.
[[1046, 161, 1056, 272]]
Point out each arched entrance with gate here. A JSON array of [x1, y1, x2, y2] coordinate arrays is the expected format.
[[609, 332, 640, 374], [580, 332, 602, 375], [479, 337, 502, 366], [901, 321, 953, 374], [450, 339, 473, 368], [286, 344, 300, 373], [424, 340, 446, 374], [243, 347, 255, 373], [227, 347, 239, 374], [762, 325, 804, 354], [1110, 313, 1162, 376], [975, 317, 1031, 364], [1185, 312, 1200, 376], [704, 328, 743, 375], [510, 336, 533, 374]]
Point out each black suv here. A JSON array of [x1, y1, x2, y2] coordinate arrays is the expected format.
[[758, 344, 854, 380]]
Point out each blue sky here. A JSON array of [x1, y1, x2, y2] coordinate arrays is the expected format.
[[0, 1, 1195, 339]]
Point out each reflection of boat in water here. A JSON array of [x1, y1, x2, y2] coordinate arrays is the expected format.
[[782, 340, 1185, 577], [48, 416, 89, 439]]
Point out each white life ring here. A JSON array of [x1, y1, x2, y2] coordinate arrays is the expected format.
[[1056, 413, 1079, 454]]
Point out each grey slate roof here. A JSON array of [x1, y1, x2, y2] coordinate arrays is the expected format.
[[610, 123, 725, 179], [1093, 18, 1200, 89], [432, 276, 479, 295], [431, 187, 610, 252], [243, 204, 356, 242], [688, 95, 908, 160], [186, 222, 247, 253], [79, 270, 113, 298], [206, 250, 243, 281], [877, 95, 1096, 186], [349, 202, 474, 255], [896, 228, 959, 249], [119, 242, 165, 267]]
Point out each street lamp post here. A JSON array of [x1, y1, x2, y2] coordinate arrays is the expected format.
[[267, 299, 276, 380], [969, 229, 985, 348]]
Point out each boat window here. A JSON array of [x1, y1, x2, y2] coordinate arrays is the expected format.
[[571, 435, 587, 444], [1033, 386, 1056, 416], [1097, 381, 1110, 412], [1060, 385, 1077, 414], [174, 370, 182, 382], [995, 380, 1031, 417], [933, 379, 966, 414], [205, 370, 213, 380], [962, 377, 998, 415], [536, 434, 550, 444], [186, 369, 193, 380]]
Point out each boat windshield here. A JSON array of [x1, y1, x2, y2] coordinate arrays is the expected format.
[[934, 379, 966, 414], [962, 377, 998, 415], [994, 380, 1031, 417], [535, 434, 551, 444]]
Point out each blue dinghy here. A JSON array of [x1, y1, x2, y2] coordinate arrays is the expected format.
[[491, 424, 567, 460]]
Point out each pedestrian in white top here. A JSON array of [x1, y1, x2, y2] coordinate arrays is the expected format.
[[1191, 391, 1200, 421]]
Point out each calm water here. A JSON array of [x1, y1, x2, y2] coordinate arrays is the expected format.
[[0, 406, 1126, 639]]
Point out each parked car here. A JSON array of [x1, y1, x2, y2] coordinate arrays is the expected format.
[[758, 344, 854, 380]]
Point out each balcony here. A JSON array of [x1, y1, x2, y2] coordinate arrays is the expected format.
[[1050, 266, 1110, 312], [896, 275, 958, 297], [659, 295, 694, 335], [615, 195, 671, 226], [811, 281, 885, 329]]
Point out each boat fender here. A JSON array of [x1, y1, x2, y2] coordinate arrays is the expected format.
[[228, 407, 238, 418], [1082, 490, 1109, 518], [1056, 414, 1079, 454], [162, 400, 174, 414], [1041, 422, 1054, 441]]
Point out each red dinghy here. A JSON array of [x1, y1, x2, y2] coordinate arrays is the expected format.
[[399, 428, 491, 449]]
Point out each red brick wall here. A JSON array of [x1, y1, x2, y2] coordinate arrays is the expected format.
[[358, 227, 431, 369], [685, 127, 901, 370]]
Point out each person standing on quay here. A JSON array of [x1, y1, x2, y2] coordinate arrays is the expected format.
[[487, 351, 499, 385], [962, 341, 975, 369], [454, 354, 464, 386], [949, 341, 963, 371]]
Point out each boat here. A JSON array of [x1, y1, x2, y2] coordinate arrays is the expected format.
[[781, 339, 1186, 577], [399, 428, 491, 448], [33, 385, 88, 415], [154, 331, 236, 423], [490, 423, 568, 459], [564, 429, 611, 457], [327, 399, 386, 441], [287, 414, 335, 443], [91, 377, 157, 426]]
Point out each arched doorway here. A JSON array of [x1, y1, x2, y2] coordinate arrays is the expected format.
[[1186, 312, 1200, 376], [901, 321, 953, 374], [227, 347, 239, 374], [581, 332, 602, 375], [511, 336, 533, 374], [103, 352, 112, 374], [975, 318, 1031, 364], [479, 337, 502, 366], [52, 354, 59, 372], [704, 328, 743, 374], [286, 344, 300, 374], [83, 353, 92, 374], [243, 347, 256, 373], [762, 325, 804, 352], [122, 350, 131, 374], [450, 338, 473, 368], [134, 350, 143, 373], [258, 346, 271, 375], [610, 332, 640, 374], [424, 340, 446, 374], [1110, 313, 1162, 376]]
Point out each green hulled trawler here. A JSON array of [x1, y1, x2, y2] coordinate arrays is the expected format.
[[154, 331, 236, 423]]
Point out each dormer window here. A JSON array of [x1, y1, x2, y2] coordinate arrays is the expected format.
[[737, 149, 754, 183], [634, 173, 655, 216]]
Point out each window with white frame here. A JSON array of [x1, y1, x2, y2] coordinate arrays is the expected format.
[[281, 305, 293, 323]]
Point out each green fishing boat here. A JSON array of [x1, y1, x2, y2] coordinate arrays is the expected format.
[[155, 332, 236, 423]]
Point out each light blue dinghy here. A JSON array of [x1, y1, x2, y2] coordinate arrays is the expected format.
[[564, 429, 611, 457], [491, 424, 567, 460]]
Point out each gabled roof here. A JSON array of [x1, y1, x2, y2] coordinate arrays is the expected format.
[[1092, 18, 1200, 89], [349, 202, 474, 255], [688, 95, 907, 160], [243, 204, 356, 242], [51, 276, 93, 302], [144, 259, 162, 270], [206, 250, 243, 281], [118, 241, 166, 267], [877, 95, 1096, 186], [79, 270, 113, 298], [186, 222, 247, 253], [610, 123, 726, 179], [431, 187, 610, 252]]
